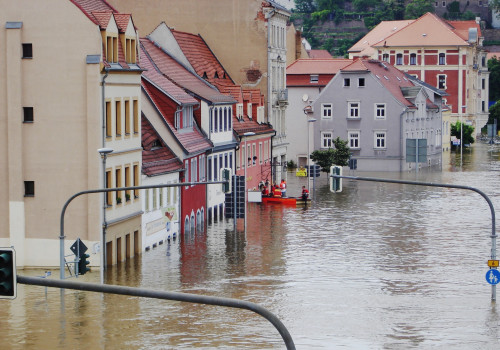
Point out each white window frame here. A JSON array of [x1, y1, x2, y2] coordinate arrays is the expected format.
[[247, 103, 252, 119], [321, 131, 333, 149], [358, 78, 365, 87], [321, 103, 333, 119], [374, 131, 387, 149], [236, 103, 244, 119], [343, 78, 350, 87], [348, 101, 360, 119], [438, 74, 446, 89], [375, 103, 386, 119], [438, 52, 446, 65], [310, 74, 319, 83], [396, 54, 403, 65], [410, 53, 417, 65], [348, 131, 360, 149]]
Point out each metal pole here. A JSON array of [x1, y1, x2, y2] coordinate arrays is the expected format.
[[101, 153, 106, 284], [17, 275, 296, 350], [59, 181, 230, 281], [331, 174, 497, 301]]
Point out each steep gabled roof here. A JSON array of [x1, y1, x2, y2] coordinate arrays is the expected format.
[[342, 59, 416, 108], [70, 0, 117, 24], [307, 50, 333, 59], [170, 29, 234, 85], [142, 116, 183, 176], [372, 12, 474, 48], [348, 19, 414, 56], [140, 43, 198, 105], [287, 58, 352, 75], [141, 38, 236, 104], [142, 80, 212, 155]]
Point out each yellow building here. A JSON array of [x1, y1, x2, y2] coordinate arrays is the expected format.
[[0, 0, 142, 268]]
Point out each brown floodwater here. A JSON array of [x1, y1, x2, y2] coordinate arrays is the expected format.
[[1, 142, 500, 349]]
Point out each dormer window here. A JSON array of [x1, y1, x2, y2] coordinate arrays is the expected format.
[[125, 38, 136, 64], [247, 103, 253, 119], [151, 140, 162, 149], [236, 103, 244, 120], [175, 105, 194, 130], [310, 75, 319, 83], [106, 35, 118, 63], [214, 71, 219, 79]]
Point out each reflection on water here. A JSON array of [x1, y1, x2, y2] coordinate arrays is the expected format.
[[1, 143, 500, 349]]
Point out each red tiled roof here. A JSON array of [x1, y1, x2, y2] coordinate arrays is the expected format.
[[232, 115, 274, 137], [372, 12, 472, 48], [142, 80, 212, 155], [141, 38, 236, 104], [342, 59, 415, 107], [170, 29, 233, 85], [113, 13, 132, 33], [307, 50, 333, 59], [142, 117, 183, 176], [140, 43, 198, 105], [89, 11, 112, 27], [287, 58, 352, 74], [70, 0, 117, 24]]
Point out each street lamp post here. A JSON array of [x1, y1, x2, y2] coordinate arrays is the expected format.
[[243, 132, 255, 230], [98, 148, 113, 284], [307, 118, 317, 194]]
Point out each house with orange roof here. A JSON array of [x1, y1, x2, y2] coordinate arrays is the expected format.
[[140, 39, 219, 235], [148, 23, 275, 197], [106, 0, 306, 184], [286, 58, 352, 168], [349, 12, 489, 135], [0, 0, 143, 268], [141, 116, 183, 250], [306, 59, 446, 171]]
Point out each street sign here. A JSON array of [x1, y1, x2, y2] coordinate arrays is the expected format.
[[485, 269, 500, 285], [488, 260, 499, 268], [70, 238, 88, 258]]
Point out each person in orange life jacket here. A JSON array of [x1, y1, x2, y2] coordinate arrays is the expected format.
[[301, 186, 309, 201], [280, 179, 287, 197], [272, 185, 281, 197]]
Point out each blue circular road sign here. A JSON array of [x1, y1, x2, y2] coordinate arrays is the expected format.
[[485, 269, 500, 285]]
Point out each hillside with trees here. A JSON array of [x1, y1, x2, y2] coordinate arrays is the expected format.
[[292, 0, 484, 57]]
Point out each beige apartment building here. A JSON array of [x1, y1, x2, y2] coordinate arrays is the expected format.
[[0, 0, 142, 268]]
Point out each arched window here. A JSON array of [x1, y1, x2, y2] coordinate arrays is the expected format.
[[184, 217, 190, 235], [190, 213, 195, 234]]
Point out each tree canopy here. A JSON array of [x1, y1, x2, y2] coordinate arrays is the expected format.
[[310, 137, 350, 172], [488, 57, 500, 103], [450, 121, 475, 146], [404, 0, 434, 19]]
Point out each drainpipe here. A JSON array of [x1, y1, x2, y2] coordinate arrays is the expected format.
[[101, 69, 109, 147], [270, 128, 277, 184], [400, 108, 407, 172], [101, 69, 109, 274]]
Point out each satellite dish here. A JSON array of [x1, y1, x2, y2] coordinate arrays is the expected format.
[[302, 94, 309, 102]]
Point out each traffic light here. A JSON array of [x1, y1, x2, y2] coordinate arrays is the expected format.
[[220, 168, 232, 194], [78, 253, 90, 275], [0, 247, 17, 299], [329, 165, 342, 193]]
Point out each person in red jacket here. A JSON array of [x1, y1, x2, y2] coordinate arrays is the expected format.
[[301, 186, 309, 201]]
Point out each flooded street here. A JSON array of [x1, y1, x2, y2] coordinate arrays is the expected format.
[[2, 142, 500, 349]]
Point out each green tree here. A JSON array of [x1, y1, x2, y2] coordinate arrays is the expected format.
[[404, 0, 434, 19], [294, 0, 316, 13], [487, 102, 500, 133], [310, 137, 350, 172], [488, 57, 500, 102], [450, 121, 475, 146]]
